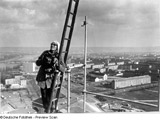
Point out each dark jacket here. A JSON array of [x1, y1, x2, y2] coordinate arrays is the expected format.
[[36, 50, 65, 85]]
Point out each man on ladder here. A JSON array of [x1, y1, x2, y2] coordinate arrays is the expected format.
[[34, 0, 79, 113], [36, 41, 65, 113]]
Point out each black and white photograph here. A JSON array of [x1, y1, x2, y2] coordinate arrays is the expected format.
[[0, 0, 159, 118]]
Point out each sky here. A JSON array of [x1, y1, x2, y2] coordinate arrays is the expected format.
[[0, 0, 159, 47]]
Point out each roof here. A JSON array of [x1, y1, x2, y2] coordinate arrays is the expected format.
[[1, 90, 33, 110], [32, 94, 103, 113], [70, 107, 83, 113], [113, 75, 150, 82], [70, 99, 103, 113], [88, 72, 106, 78], [8, 107, 37, 114], [0, 104, 15, 114]]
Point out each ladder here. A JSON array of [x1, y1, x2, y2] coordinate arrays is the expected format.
[[46, 0, 79, 113]]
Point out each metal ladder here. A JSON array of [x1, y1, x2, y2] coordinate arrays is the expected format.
[[46, 0, 79, 113]]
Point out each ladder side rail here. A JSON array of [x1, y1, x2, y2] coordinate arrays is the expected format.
[[58, 0, 73, 61], [46, 0, 73, 113], [54, 73, 65, 111], [64, 0, 79, 63], [54, 0, 80, 111], [46, 0, 80, 113], [46, 72, 59, 113]]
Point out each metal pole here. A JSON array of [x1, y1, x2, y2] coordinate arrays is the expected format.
[[158, 78, 160, 112], [158, 69, 160, 112], [67, 68, 71, 113], [83, 16, 87, 113]]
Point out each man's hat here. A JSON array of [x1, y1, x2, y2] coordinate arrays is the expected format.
[[51, 41, 60, 53]]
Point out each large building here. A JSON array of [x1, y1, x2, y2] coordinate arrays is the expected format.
[[111, 75, 151, 89], [5, 75, 27, 89], [5, 78, 18, 85]]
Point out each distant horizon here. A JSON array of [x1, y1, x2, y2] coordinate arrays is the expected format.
[[1, 46, 160, 48], [1, 46, 160, 54]]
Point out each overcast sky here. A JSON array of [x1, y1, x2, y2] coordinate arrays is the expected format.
[[0, 0, 159, 47]]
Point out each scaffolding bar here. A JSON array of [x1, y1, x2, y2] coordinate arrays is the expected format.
[[158, 75, 160, 112], [83, 16, 87, 113], [84, 91, 158, 108], [67, 68, 71, 113]]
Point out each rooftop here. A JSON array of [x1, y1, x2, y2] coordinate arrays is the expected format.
[[113, 75, 150, 82], [8, 107, 37, 114], [32, 96, 103, 113]]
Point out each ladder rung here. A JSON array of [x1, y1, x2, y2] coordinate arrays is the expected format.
[[62, 51, 67, 53], [55, 85, 60, 89], [55, 87, 60, 90], [52, 98, 57, 102], [67, 25, 72, 28], [73, 0, 77, 2], [70, 12, 74, 15], [64, 38, 70, 41]]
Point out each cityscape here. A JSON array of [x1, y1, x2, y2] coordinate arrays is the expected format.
[[0, 47, 159, 113], [0, 0, 159, 117]]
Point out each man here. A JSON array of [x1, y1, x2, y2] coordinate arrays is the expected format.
[[36, 41, 65, 112]]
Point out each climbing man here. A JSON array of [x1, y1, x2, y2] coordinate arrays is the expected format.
[[36, 41, 65, 113]]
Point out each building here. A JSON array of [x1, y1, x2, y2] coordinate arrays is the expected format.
[[116, 72, 123, 77], [20, 80, 27, 87], [95, 74, 108, 82], [111, 75, 151, 89], [94, 68, 106, 73], [91, 64, 105, 69], [118, 64, 132, 70], [0, 63, 6, 71], [88, 72, 108, 82], [116, 61, 124, 65], [15, 75, 24, 80], [106, 65, 118, 71], [99, 68, 106, 73], [5, 75, 25, 85], [107, 62, 116, 66], [5, 78, 17, 85], [132, 63, 151, 72], [23, 62, 37, 73], [10, 84, 21, 89], [86, 63, 94, 69], [5, 75, 27, 89]]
